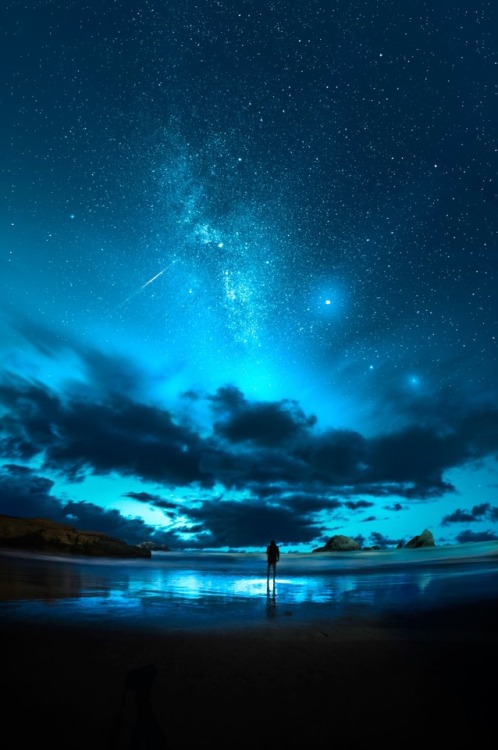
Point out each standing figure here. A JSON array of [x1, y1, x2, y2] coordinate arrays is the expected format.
[[266, 539, 280, 584]]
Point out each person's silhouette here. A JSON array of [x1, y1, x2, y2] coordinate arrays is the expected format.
[[266, 539, 280, 585]]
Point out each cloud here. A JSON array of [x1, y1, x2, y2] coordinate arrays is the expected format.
[[2, 336, 498, 548], [0, 375, 213, 486], [211, 385, 317, 446], [441, 503, 498, 526], [455, 529, 498, 544], [173, 497, 322, 549], [0, 464, 61, 519], [368, 531, 404, 549], [123, 491, 179, 513], [343, 499, 374, 511], [384, 502, 404, 512]]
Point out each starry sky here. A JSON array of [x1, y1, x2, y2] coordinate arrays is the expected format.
[[1, 0, 497, 552]]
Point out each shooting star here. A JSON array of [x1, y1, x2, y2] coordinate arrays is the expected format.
[[141, 268, 167, 288], [114, 260, 177, 311]]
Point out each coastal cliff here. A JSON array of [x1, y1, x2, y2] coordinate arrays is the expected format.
[[0, 514, 151, 558]]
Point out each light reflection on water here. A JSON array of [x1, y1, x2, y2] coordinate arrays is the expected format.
[[1, 543, 498, 631]]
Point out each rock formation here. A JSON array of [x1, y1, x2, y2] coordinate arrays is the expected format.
[[404, 528, 435, 548], [0, 514, 151, 558], [312, 534, 361, 553], [312, 529, 436, 553]]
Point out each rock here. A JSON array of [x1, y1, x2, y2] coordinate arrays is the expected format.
[[0, 514, 151, 558], [138, 541, 171, 552], [404, 529, 435, 549], [312, 534, 361, 553]]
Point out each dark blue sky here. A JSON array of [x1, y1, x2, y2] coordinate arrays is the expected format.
[[1, 0, 497, 551]]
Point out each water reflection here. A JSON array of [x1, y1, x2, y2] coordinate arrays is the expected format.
[[2, 546, 498, 631], [266, 582, 277, 619]]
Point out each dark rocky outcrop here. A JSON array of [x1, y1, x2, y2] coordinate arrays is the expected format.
[[312, 534, 361, 553], [404, 528, 435, 548], [312, 529, 436, 553], [0, 515, 151, 558]]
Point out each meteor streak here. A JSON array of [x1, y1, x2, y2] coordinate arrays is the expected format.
[[141, 268, 167, 288], [115, 260, 177, 311]]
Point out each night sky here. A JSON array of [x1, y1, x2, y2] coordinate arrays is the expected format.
[[1, 1, 497, 551]]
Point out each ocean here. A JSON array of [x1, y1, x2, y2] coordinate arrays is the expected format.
[[1, 542, 498, 633]]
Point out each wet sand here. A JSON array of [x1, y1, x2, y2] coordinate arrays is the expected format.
[[3, 601, 498, 749]]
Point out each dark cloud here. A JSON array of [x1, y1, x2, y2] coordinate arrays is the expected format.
[[1, 344, 498, 549], [211, 385, 317, 447], [306, 429, 367, 482], [455, 529, 498, 544], [178, 498, 322, 549], [0, 464, 60, 519], [384, 503, 404, 512], [365, 426, 464, 495], [0, 376, 213, 487], [344, 499, 374, 511], [441, 503, 497, 526], [368, 531, 404, 549], [123, 491, 179, 512], [285, 493, 342, 514]]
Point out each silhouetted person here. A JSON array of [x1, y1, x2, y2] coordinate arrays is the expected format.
[[266, 539, 280, 584]]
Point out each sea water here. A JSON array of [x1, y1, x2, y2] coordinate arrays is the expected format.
[[1, 542, 498, 632]]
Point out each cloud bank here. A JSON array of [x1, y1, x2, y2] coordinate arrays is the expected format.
[[1, 324, 497, 550]]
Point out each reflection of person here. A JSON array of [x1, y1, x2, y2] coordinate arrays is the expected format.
[[266, 539, 280, 584], [266, 585, 277, 617]]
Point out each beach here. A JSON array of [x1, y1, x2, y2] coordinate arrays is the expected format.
[[2, 546, 498, 748], [3, 602, 498, 749]]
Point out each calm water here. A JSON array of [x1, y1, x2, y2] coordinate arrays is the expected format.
[[1, 542, 498, 632]]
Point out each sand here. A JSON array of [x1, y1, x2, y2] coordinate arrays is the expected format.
[[3, 600, 498, 749]]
